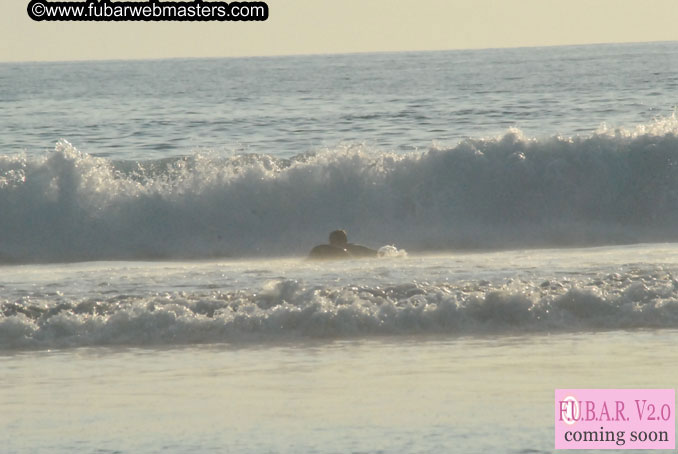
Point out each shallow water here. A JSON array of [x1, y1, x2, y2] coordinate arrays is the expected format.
[[3, 244, 678, 350], [3, 330, 677, 453], [2, 245, 678, 451]]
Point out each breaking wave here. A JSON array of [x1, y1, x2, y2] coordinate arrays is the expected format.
[[3, 269, 678, 350], [2, 117, 678, 263]]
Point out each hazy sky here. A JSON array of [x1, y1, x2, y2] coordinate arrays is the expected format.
[[2, 0, 678, 62]]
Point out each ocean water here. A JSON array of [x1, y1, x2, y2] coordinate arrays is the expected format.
[[2, 41, 678, 453]]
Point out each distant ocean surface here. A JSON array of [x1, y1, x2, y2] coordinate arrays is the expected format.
[[2, 42, 678, 454], [2, 42, 676, 160]]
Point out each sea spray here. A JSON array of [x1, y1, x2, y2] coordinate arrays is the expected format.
[[2, 265, 678, 350], [2, 119, 678, 263]]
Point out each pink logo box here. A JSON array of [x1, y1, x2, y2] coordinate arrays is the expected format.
[[555, 389, 675, 450]]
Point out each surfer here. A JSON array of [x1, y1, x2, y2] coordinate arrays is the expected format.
[[309, 230, 378, 260]]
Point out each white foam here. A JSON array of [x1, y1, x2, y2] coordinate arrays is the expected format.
[[3, 266, 678, 350], [2, 117, 678, 263]]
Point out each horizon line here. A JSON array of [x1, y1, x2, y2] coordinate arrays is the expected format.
[[1, 39, 676, 65]]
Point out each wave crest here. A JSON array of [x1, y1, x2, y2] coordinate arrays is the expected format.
[[2, 119, 678, 263], [3, 273, 678, 350]]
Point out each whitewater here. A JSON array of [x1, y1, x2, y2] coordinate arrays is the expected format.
[[3, 243, 678, 351], [2, 42, 678, 454], [2, 117, 678, 263]]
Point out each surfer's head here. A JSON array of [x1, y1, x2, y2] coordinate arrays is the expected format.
[[329, 230, 348, 247]]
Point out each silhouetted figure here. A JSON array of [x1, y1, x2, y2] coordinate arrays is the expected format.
[[309, 230, 378, 260]]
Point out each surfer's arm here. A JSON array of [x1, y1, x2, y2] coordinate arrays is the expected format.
[[309, 245, 351, 260], [346, 244, 378, 258]]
